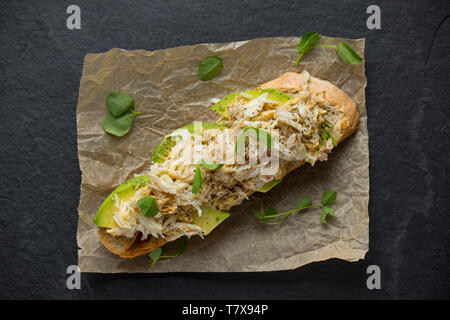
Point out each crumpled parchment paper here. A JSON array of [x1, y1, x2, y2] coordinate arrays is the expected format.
[[76, 36, 368, 273]]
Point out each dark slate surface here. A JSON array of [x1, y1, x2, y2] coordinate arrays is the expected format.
[[0, 0, 449, 299]]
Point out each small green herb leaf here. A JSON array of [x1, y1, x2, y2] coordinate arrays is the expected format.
[[105, 91, 135, 117], [137, 196, 158, 218], [192, 165, 202, 194], [294, 32, 362, 66], [253, 210, 265, 220], [296, 196, 312, 210], [296, 31, 322, 65], [201, 159, 224, 171], [336, 43, 363, 65], [298, 31, 322, 53], [254, 190, 338, 225], [260, 216, 288, 225], [174, 236, 187, 257], [198, 56, 223, 80], [264, 208, 278, 216], [149, 247, 163, 268], [320, 206, 335, 224], [150, 237, 188, 268], [321, 189, 337, 206], [102, 110, 141, 137]]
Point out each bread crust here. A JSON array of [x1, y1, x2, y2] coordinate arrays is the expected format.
[[98, 227, 136, 255], [117, 235, 167, 258], [308, 75, 360, 142], [98, 227, 167, 258], [258, 71, 359, 142], [99, 71, 359, 258]]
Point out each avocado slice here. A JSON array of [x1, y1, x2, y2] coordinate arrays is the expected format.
[[210, 92, 241, 118], [176, 122, 228, 135], [152, 122, 228, 163], [191, 205, 230, 235], [256, 179, 282, 193], [210, 89, 292, 118], [152, 135, 177, 163], [94, 175, 151, 228], [94, 176, 229, 235]]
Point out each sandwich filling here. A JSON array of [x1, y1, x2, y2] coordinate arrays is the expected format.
[[107, 72, 342, 241]]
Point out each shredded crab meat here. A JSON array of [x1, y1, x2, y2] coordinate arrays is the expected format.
[[108, 189, 205, 241], [110, 86, 338, 240]]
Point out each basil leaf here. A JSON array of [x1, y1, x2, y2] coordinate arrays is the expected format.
[[198, 56, 223, 81], [149, 247, 162, 268], [296, 196, 312, 210], [321, 189, 337, 206], [235, 127, 272, 153], [105, 91, 135, 117], [201, 159, 224, 171], [192, 165, 202, 194], [102, 110, 141, 137], [298, 31, 322, 53], [320, 206, 335, 224], [336, 43, 362, 65], [137, 196, 158, 218]]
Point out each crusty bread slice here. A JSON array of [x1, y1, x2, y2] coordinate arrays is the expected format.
[[117, 235, 168, 258], [258, 71, 360, 177], [98, 227, 137, 255], [99, 227, 167, 258], [98, 71, 359, 259], [258, 71, 360, 143]]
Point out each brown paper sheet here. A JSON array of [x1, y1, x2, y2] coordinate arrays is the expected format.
[[76, 36, 368, 273]]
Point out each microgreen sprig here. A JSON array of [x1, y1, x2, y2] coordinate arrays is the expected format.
[[296, 31, 362, 66], [102, 91, 141, 137], [253, 189, 337, 225], [149, 237, 187, 269]]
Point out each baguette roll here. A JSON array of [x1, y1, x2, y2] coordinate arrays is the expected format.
[[98, 71, 360, 258]]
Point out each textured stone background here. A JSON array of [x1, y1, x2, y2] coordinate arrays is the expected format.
[[0, 0, 449, 299]]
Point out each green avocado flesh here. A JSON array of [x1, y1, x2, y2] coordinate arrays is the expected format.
[[210, 92, 240, 118], [210, 88, 292, 118], [191, 205, 230, 235], [93, 176, 230, 235], [152, 135, 177, 163], [176, 122, 228, 135], [94, 175, 151, 228], [256, 179, 282, 193], [152, 122, 228, 163]]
